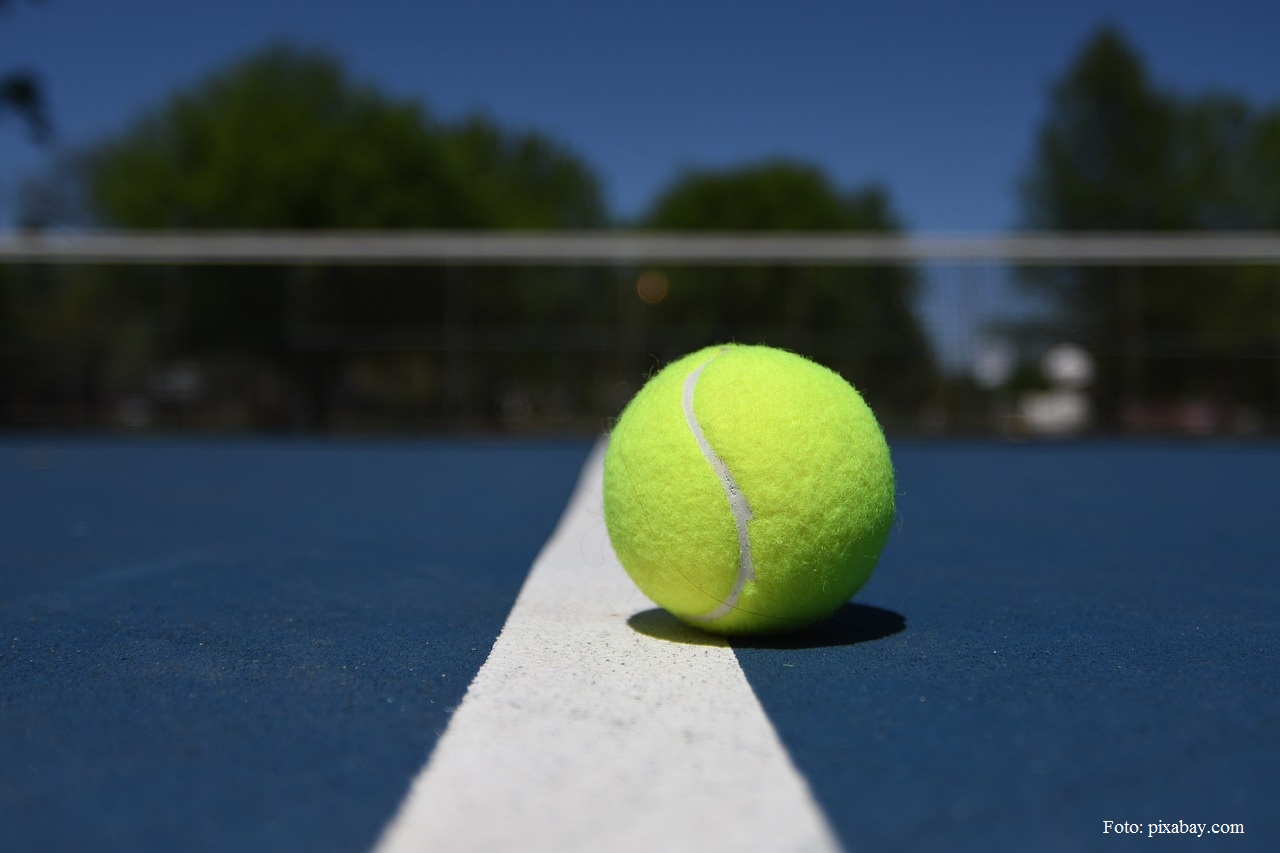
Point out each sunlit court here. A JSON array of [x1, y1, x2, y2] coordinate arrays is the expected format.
[[2, 3, 1278, 852]]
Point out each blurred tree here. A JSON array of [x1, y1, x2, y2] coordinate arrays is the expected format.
[[0, 0, 53, 424], [645, 161, 886, 230], [1019, 26, 1280, 431], [448, 116, 607, 229], [1021, 27, 1181, 231], [75, 45, 604, 230], [0, 72, 49, 142], [0, 0, 51, 143], [639, 160, 937, 425], [11, 44, 610, 430]]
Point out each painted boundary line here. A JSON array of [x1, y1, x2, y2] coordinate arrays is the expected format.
[[374, 441, 839, 853]]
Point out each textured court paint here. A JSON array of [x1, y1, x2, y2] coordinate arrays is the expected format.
[[681, 348, 756, 623], [735, 443, 1280, 852], [375, 442, 839, 853], [0, 438, 589, 853], [11, 439, 1272, 852]]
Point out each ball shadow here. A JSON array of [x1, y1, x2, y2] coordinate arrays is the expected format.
[[626, 609, 729, 646], [627, 602, 906, 650]]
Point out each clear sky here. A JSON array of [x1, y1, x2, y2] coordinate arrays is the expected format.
[[2, 0, 1279, 232]]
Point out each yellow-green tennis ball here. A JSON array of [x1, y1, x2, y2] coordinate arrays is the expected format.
[[603, 344, 895, 636]]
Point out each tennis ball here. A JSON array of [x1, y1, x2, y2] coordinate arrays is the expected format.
[[603, 344, 895, 636]]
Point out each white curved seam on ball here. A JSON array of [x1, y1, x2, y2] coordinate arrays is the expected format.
[[682, 348, 755, 623]]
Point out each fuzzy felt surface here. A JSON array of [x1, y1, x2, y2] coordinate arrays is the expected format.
[[603, 344, 895, 635]]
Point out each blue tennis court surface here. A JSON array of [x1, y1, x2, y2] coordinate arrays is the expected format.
[[2, 438, 1277, 851], [1, 439, 589, 852]]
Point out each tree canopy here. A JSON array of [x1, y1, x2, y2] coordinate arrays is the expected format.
[[638, 161, 937, 422], [50, 44, 606, 230], [644, 161, 898, 231], [7, 43, 931, 431], [1018, 26, 1280, 429], [1022, 26, 1280, 232], [0, 0, 50, 144], [8, 45, 611, 429]]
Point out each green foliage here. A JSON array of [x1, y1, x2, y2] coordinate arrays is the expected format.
[[448, 116, 607, 228], [638, 161, 936, 423], [1022, 28, 1180, 230], [7, 45, 612, 428], [82, 45, 605, 230], [645, 161, 895, 231], [6, 46, 934, 430], [1019, 26, 1280, 428], [1023, 27, 1280, 233]]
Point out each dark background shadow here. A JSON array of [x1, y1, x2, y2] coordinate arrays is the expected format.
[[627, 603, 906, 649]]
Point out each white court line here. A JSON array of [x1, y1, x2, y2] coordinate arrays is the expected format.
[[374, 441, 840, 853]]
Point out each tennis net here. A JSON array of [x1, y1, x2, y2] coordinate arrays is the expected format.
[[3, 231, 1278, 437]]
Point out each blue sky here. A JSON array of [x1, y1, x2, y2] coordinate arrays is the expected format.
[[2, 0, 1279, 231], [2, 1, 1278, 370]]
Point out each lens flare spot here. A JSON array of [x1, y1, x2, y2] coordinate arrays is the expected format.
[[636, 271, 669, 305]]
